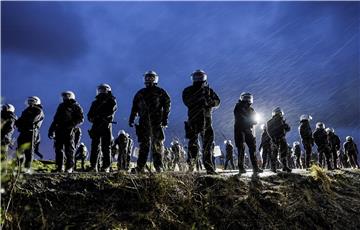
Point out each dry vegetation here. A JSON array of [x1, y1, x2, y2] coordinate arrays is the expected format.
[[1, 161, 360, 229]]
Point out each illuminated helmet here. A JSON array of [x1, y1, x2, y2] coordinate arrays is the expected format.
[[2, 104, 15, 113], [325, 128, 334, 134], [316, 122, 325, 129], [171, 140, 179, 145], [61, 91, 75, 101], [346, 136, 353, 142], [272, 107, 284, 117], [293, 141, 300, 147], [191, 69, 207, 82], [260, 124, 266, 130], [27, 96, 41, 106], [240, 92, 253, 104], [300, 114, 312, 122], [144, 71, 159, 85], [97, 84, 112, 94], [80, 142, 85, 146], [118, 130, 126, 136]]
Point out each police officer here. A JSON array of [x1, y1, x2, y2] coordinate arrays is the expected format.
[[49, 91, 84, 173], [344, 136, 359, 169], [183, 69, 220, 174], [259, 124, 272, 170], [129, 71, 171, 173], [1, 104, 17, 160], [88, 84, 117, 172], [293, 141, 302, 169], [16, 96, 44, 173], [266, 107, 291, 173], [113, 130, 129, 170], [313, 122, 333, 170], [298, 114, 314, 168], [75, 142, 88, 171], [326, 128, 341, 169], [224, 140, 235, 170], [234, 92, 262, 174]]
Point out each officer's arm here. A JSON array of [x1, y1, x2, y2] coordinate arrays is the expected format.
[[182, 88, 191, 108], [74, 104, 84, 126], [161, 89, 171, 124], [129, 93, 139, 124], [208, 88, 220, 108], [87, 101, 97, 123]]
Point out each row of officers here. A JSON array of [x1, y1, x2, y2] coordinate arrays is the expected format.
[[1, 70, 359, 174]]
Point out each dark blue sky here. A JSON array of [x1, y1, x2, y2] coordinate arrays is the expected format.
[[2, 2, 359, 159]]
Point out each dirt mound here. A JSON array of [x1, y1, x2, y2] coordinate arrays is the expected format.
[[2, 168, 360, 229]]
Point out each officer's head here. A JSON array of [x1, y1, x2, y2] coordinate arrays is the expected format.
[[293, 141, 300, 147], [97, 84, 112, 95], [1, 104, 15, 113], [191, 69, 207, 85], [26, 96, 41, 107], [118, 130, 126, 136], [144, 71, 159, 87], [272, 107, 284, 117], [61, 91, 75, 102], [316, 122, 325, 129], [300, 114, 312, 122], [325, 128, 334, 134], [240, 92, 253, 105], [346, 136, 353, 142]]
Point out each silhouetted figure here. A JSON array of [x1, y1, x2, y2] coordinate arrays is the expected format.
[[313, 122, 333, 170], [129, 71, 170, 173], [298, 114, 314, 168], [183, 70, 220, 175], [234, 92, 262, 174], [88, 84, 117, 172], [266, 107, 291, 173], [16, 96, 44, 173], [326, 128, 341, 169], [224, 140, 235, 170], [49, 91, 84, 173], [1, 104, 17, 161], [344, 136, 359, 169]]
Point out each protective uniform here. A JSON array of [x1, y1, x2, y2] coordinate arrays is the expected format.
[[49, 92, 84, 172], [313, 123, 333, 170], [113, 130, 129, 170], [326, 128, 340, 169], [75, 143, 88, 171], [129, 71, 170, 173], [1, 104, 17, 160], [298, 115, 314, 168], [234, 93, 262, 173], [16, 97, 44, 171], [344, 137, 359, 169], [259, 126, 272, 169], [224, 140, 235, 170], [183, 70, 220, 174], [266, 107, 291, 173], [88, 84, 117, 172]]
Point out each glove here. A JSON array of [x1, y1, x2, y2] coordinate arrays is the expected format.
[[129, 121, 134, 128], [161, 120, 168, 128], [48, 132, 55, 139]]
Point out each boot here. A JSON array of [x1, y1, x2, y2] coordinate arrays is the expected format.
[[281, 158, 292, 173], [250, 151, 263, 174], [238, 149, 246, 174]]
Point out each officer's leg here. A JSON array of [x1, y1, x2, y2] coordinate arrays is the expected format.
[[236, 131, 246, 173], [224, 158, 228, 170], [202, 126, 215, 173], [137, 135, 150, 171], [318, 148, 323, 167], [90, 134, 101, 170], [279, 138, 291, 172], [324, 147, 333, 170], [151, 126, 164, 171], [101, 127, 112, 170], [64, 130, 76, 171], [188, 133, 199, 170], [54, 137, 66, 172], [245, 130, 262, 173], [332, 149, 338, 169], [22, 131, 33, 169], [230, 158, 235, 170]]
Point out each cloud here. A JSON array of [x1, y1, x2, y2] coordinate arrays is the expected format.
[[2, 2, 88, 63]]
